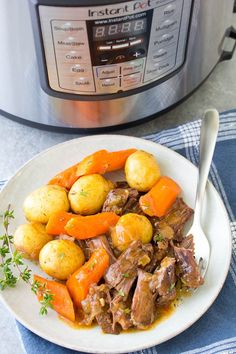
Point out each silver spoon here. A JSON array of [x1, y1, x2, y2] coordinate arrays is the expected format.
[[188, 109, 219, 277]]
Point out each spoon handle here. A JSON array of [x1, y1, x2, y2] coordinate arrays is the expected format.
[[194, 109, 219, 222]]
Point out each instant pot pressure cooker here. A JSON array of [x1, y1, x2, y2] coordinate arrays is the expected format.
[[0, 0, 236, 131]]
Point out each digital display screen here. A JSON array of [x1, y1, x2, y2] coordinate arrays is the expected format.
[[93, 19, 147, 41]]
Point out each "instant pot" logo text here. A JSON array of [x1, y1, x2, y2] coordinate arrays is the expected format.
[[88, 0, 156, 17]]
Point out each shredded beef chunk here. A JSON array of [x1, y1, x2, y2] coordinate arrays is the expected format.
[[81, 284, 120, 334], [174, 246, 204, 288], [154, 198, 193, 241], [86, 235, 117, 264], [102, 186, 143, 215], [179, 234, 194, 251], [151, 256, 176, 306], [104, 240, 153, 300], [110, 293, 133, 331], [131, 269, 156, 329], [102, 189, 129, 215]]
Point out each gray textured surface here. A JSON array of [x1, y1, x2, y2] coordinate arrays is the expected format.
[[0, 30, 236, 354]]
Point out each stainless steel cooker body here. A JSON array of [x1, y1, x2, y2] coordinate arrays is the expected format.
[[0, 0, 235, 131]]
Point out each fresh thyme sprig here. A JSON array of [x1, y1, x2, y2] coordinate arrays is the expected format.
[[0, 205, 53, 315]]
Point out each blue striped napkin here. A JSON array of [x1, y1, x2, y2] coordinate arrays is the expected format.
[[2, 110, 236, 354]]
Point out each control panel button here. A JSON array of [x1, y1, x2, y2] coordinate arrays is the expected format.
[[122, 59, 144, 75], [96, 66, 119, 79], [73, 77, 94, 91], [163, 3, 177, 17], [144, 56, 175, 82], [152, 32, 178, 49], [114, 54, 127, 63], [56, 37, 86, 49], [155, 18, 179, 34], [129, 49, 145, 59], [151, 44, 176, 62], [122, 72, 142, 88], [59, 76, 95, 92], [52, 21, 87, 34], [98, 78, 119, 91], [99, 55, 113, 65], [63, 51, 86, 63], [71, 64, 89, 74]]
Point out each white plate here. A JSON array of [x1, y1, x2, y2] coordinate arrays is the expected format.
[[0, 135, 232, 353]]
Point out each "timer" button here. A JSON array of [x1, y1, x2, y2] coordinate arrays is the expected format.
[[122, 72, 142, 89], [97, 66, 119, 79]]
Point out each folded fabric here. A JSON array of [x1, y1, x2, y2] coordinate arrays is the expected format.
[[2, 110, 236, 354]]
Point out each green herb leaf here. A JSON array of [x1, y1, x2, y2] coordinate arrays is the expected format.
[[169, 282, 175, 293], [123, 308, 131, 315], [122, 273, 130, 278], [153, 233, 163, 243], [118, 290, 125, 297]]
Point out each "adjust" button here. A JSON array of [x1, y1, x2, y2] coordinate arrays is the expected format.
[[96, 66, 119, 79]]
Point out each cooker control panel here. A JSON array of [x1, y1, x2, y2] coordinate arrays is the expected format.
[[38, 0, 192, 96]]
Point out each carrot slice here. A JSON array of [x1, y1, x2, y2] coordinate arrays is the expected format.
[[65, 212, 120, 240], [66, 248, 109, 307], [46, 211, 79, 235], [33, 275, 75, 322], [48, 149, 136, 190], [139, 176, 181, 217], [48, 164, 79, 190]]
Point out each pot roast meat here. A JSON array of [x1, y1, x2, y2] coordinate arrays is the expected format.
[[153, 198, 193, 242], [131, 269, 156, 329], [104, 240, 153, 300], [110, 293, 133, 331], [86, 235, 117, 264], [174, 246, 204, 288], [151, 256, 177, 306], [81, 284, 120, 334], [102, 188, 129, 215], [179, 234, 194, 252], [164, 198, 194, 241]]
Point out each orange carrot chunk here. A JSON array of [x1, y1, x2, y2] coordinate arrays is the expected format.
[[66, 248, 109, 307], [46, 211, 79, 235], [33, 275, 75, 322], [139, 176, 181, 218], [48, 149, 136, 190], [65, 212, 120, 240], [48, 164, 79, 190], [76, 148, 137, 177]]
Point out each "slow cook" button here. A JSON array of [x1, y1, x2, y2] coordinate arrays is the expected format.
[[122, 59, 144, 75], [96, 66, 119, 79], [152, 44, 176, 62], [122, 72, 142, 88], [152, 31, 178, 48], [144, 57, 175, 82], [98, 78, 119, 91]]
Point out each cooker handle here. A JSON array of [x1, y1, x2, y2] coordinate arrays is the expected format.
[[220, 26, 236, 61]]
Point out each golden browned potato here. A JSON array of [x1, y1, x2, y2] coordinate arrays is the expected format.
[[111, 213, 153, 252], [68, 174, 112, 215], [125, 150, 161, 192], [23, 185, 70, 223], [13, 222, 53, 260], [39, 239, 85, 280]]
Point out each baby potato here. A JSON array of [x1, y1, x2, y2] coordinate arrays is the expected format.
[[13, 222, 53, 260], [69, 174, 112, 215], [125, 150, 161, 192], [23, 185, 70, 223], [39, 239, 85, 280], [111, 213, 153, 252]]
